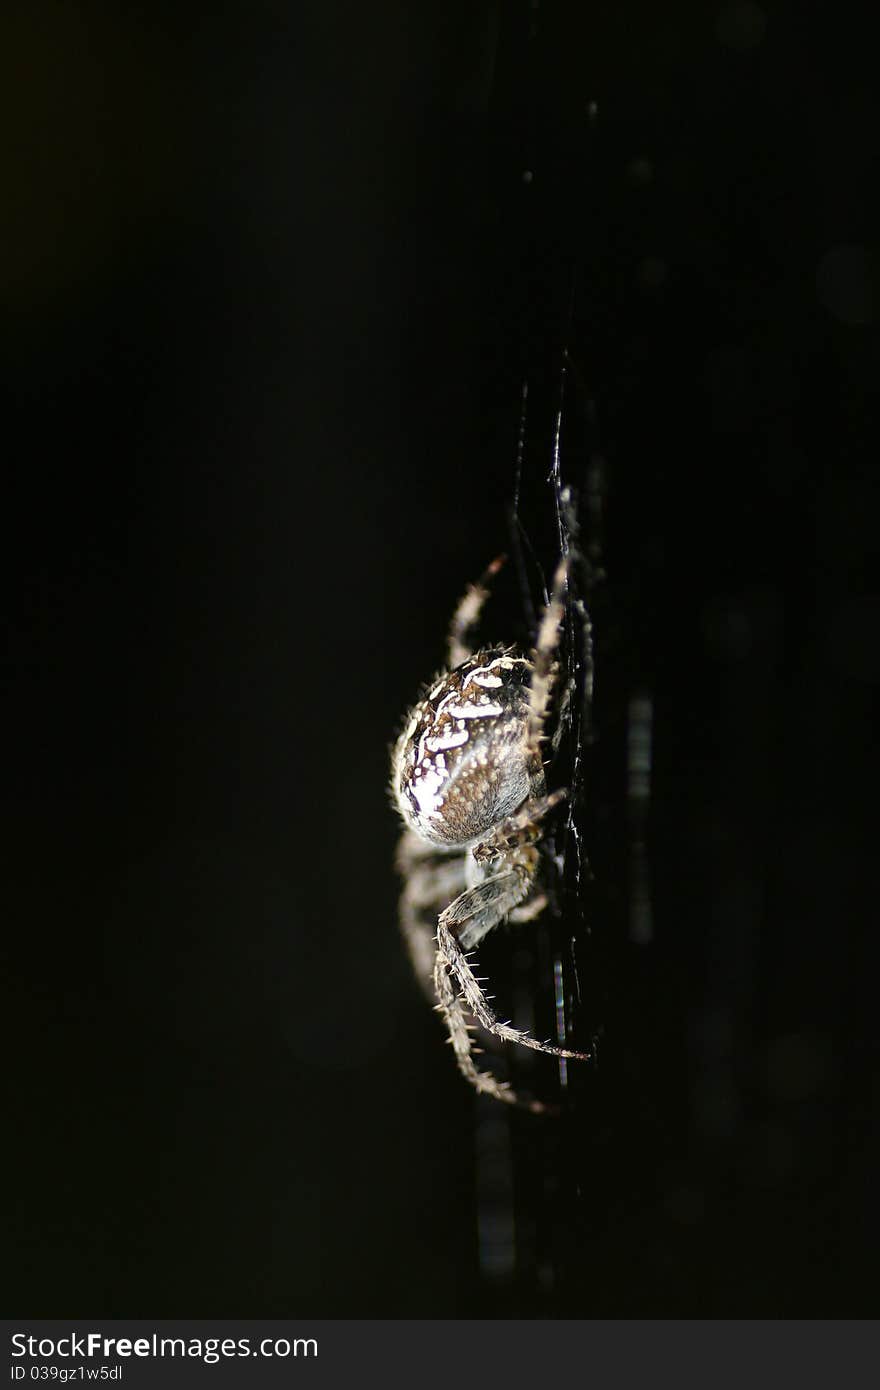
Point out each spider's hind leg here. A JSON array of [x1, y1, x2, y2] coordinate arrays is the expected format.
[[396, 830, 467, 1002], [433, 841, 590, 1109], [432, 954, 521, 1109], [437, 914, 590, 1064]]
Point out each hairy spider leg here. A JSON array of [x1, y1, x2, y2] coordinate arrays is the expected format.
[[432, 947, 523, 1109], [432, 794, 590, 1107], [526, 555, 569, 757], [396, 830, 468, 1001], [436, 918, 591, 1063], [447, 554, 506, 669], [471, 788, 567, 865]]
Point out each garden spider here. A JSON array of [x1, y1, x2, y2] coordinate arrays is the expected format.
[[391, 554, 591, 1112]]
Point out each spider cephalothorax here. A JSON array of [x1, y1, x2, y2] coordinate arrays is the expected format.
[[391, 556, 590, 1111]]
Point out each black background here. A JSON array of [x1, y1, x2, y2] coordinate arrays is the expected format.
[[4, 1, 877, 1316]]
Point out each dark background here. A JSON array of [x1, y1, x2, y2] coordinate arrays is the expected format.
[[4, 0, 877, 1316]]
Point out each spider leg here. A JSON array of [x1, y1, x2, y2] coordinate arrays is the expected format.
[[436, 920, 590, 1062], [433, 845, 590, 1108], [471, 789, 567, 866], [396, 830, 467, 1000], [432, 953, 522, 1108], [526, 555, 569, 757], [509, 892, 548, 923], [440, 854, 534, 948], [447, 554, 506, 668]]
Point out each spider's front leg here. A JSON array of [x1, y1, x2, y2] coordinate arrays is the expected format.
[[447, 553, 506, 668]]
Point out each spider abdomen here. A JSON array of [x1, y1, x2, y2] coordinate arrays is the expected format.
[[393, 649, 544, 849]]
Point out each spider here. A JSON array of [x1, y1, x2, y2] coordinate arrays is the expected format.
[[391, 553, 591, 1112]]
